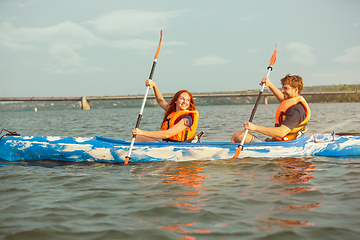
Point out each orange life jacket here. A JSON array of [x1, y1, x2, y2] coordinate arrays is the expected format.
[[161, 110, 199, 142], [275, 96, 311, 141]]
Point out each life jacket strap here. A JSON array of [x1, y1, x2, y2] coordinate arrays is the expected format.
[[275, 111, 286, 127], [163, 136, 195, 143], [286, 124, 308, 136], [164, 118, 171, 130]]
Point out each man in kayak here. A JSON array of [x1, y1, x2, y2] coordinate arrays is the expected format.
[[127, 79, 199, 142], [231, 74, 311, 143]]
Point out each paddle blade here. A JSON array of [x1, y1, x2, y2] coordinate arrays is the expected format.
[[125, 157, 130, 165], [233, 147, 241, 159], [154, 30, 163, 60], [269, 43, 277, 66]]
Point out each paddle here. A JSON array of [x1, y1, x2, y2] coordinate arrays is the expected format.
[[125, 30, 163, 165], [233, 44, 277, 158]]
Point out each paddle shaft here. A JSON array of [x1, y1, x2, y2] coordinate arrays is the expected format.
[[126, 60, 157, 159], [125, 30, 163, 164], [237, 67, 272, 151], [133, 60, 157, 133]]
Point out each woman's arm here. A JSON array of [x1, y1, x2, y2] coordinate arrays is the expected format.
[[132, 119, 188, 139], [146, 79, 169, 110]]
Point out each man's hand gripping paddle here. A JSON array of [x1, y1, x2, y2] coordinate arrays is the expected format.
[[125, 30, 163, 164], [233, 44, 277, 158]]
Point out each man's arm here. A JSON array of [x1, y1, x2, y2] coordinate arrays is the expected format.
[[244, 122, 291, 139], [244, 105, 304, 138], [261, 77, 284, 102]]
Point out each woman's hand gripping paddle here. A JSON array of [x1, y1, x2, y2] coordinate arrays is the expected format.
[[233, 44, 277, 158], [125, 30, 163, 164]]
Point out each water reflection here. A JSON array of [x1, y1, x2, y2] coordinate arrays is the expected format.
[[161, 162, 213, 237], [162, 221, 212, 234], [272, 157, 317, 196], [271, 202, 321, 212], [163, 163, 208, 198], [131, 161, 213, 238], [260, 217, 315, 230], [258, 158, 320, 231]]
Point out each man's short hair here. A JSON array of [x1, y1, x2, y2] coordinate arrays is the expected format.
[[280, 74, 303, 93]]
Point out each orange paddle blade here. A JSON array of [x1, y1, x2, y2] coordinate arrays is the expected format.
[[269, 43, 277, 66], [125, 157, 130, 165], [233, 147, 241, 159], [154, 30, 163, 60]]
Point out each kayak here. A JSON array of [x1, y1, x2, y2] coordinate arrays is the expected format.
[[1, 133, 360, 163]]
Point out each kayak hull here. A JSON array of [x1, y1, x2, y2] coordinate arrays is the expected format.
[[1, 134, 360, 163]]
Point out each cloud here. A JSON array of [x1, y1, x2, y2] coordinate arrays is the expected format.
[[285, 42, 317, 66], [238, 16, 251, 21], [0, 21, 104, 49], [333, 45, 360, 65], [0, 21, 109, 74], [108, 39, 186, 51], [49, 43, 84, 67], [15, 3, 27, 8], [86, 9, 181, 35], [193, 55, 230, 66], [0, 22, 36, 50], [238, 14, 259, 22], [0, 19, 184, 74], [42, 65, 107, 75]]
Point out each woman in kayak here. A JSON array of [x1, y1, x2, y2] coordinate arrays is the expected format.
[[128, 79, 199, 142]]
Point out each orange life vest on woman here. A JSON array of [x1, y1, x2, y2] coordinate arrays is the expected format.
[[161, 110, 199, 142], [275, 96, 311, 141]]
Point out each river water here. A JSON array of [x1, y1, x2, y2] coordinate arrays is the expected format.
[[1, 102, 360, 239]]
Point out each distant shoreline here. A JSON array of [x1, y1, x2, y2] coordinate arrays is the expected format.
[[1, 84, 359, 112], [1, 93, 359, 112]]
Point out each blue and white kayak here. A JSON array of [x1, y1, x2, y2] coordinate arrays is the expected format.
[[0, 133, 360, 163]]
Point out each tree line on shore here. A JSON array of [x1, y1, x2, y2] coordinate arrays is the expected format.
[[1, 84, 359, 112]]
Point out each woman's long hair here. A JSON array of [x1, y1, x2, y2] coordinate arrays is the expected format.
[[162, 90, 196, 123]]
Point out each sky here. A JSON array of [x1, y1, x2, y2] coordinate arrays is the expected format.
[[0, 0, 360, 98]]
